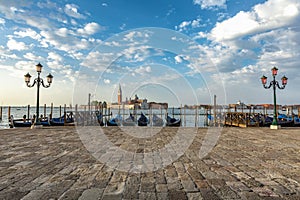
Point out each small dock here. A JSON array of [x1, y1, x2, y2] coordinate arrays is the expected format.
[[224, 112, 260, 128]]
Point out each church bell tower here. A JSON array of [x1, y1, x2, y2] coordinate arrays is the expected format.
[[118, 84, 122, 105]]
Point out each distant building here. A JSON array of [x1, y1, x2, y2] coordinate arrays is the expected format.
[[118, 84, 122, 105], [148, 102, 168, 109], [109, 84, 168, 109]]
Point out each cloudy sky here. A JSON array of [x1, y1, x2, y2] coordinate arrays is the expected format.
[[0, 0, 299, 106]]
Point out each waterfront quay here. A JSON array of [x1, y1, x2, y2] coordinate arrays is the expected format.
[[0, 127, 299, 200]]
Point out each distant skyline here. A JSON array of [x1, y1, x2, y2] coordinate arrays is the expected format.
[[0, 0, 300, 106]]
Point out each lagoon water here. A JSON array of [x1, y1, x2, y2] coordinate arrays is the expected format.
[[0, 106, 210, 129], [1, 106, 295, 129]]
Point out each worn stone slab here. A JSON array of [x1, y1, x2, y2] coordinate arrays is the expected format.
[[0, 127, 299, 199]]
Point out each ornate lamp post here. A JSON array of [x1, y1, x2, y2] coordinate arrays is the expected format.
[[24, 63, 53, 126], [261, 67, 288, 129]]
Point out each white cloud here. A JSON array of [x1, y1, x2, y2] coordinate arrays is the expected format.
[[23, 52, 43, 61], [77, 22, 101, 36], [48, 52, 63, 62], [104, 79, 110, 84], [0, 45, 18, 59], [80, 51, 116, 72], [135, 66, 151, 75], [64, 4, 85, 19], [13, 28, 41, 40], [174, 55, 183, 63], [123, 31, 150, 42], [179, 21, 191, 30], [209, 0, 300, 42], [0, 18, 5, 24], [40, 30, 98, 53], [7, 39, 28, 51], [193, 0, 227, 10], [55, 27, 72, 37], [176, 18, 203, 32]]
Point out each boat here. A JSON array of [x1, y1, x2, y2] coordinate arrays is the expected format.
[[293, 116, 300, 127], [95, 111, 105, 126], [123, 113, 136, 126], [40, 117, 51, 126], [107, 114, 122, 126], [166, 115, 181, 127], [50, 113, 74, 126], [10, 116, 32, 128], [277, 114, 294, 127], [138, 113, 148, 126], [152, 114, 164, 126], [260, 114, 294, 127]]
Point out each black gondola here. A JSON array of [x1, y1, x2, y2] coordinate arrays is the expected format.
[[138, 113, 148, 126], [50, 113, 74, 126], [96, 111, 105, 126], [123, 113, 136, 126], [166, 115, 181, 127]]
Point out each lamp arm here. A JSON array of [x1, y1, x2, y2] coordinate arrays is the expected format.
[[26, 78, 37, 88], [263, 81, 272, 89], [40, 78, 51, 88], [276, 81, 286, 90]]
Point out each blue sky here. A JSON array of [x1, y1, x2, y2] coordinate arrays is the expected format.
[[0, 0, 300, 106]]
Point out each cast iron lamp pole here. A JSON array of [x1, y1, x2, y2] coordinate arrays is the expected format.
[[24, 63, 53, 126], [261, 67, 288, 128]]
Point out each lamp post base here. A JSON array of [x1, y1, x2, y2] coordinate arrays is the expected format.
[[270, 125, 281, 130]]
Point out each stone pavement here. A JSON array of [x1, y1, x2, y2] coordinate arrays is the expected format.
[[0, 126, 299, 200]]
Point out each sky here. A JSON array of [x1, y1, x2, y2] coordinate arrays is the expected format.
[[0, 0, 299, 107]]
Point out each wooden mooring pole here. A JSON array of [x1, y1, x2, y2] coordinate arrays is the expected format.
[[50, 103, 53, 119], [44, 104, 46, 118], [0, 106, 2, 121], [214, 95, 217, 126], [8, 106, 11, 122], [27, 105, 30, 120]]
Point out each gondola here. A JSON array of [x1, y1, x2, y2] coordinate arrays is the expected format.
[[50, 114, 74, 126], [123, 113, 136, 126], [293, 116, 300, 127], [166, 115, 181, 127], [261, 114, 294, 127], [138, 113, 148, 126], [107, 115, 122, 126], [152, 114, 164, 126], [10, 119, 32, 128], [95, 111, 105, 126]]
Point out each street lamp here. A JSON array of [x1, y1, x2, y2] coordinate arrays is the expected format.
[[261, 66, 288, 129], [24, 63, 53, 127]]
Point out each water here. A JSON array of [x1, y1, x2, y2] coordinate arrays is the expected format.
[[109, 108, 209, 127], [1, 106, 296, 129], [0, 106, 69, 129]]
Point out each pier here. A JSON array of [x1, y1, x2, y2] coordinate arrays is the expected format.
[[0, 127, 299, 199]]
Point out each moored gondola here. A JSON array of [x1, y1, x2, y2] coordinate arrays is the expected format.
[[166, 115, 181, 127], [152, 114, 164, 126], [138, 112, 148, 126]]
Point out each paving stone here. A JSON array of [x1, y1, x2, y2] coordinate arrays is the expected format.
[[169, 190, 188, 200], [139, 192, 156, 200], [199, 188, 221, 200], [157, 192, 168, 200], [156, 183, 168, 192], [187, 192, 203, 200], [78, 188, 103, 200], [252, 186, 280, 197], [0, 127, 300, 199]]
